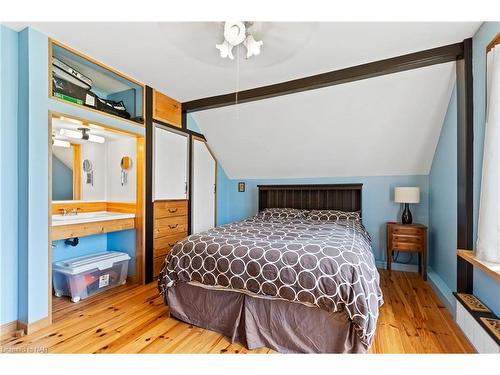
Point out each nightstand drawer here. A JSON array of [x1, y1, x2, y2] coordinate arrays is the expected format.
[[393, 234, 421, 244], [387, 221, 427, 280], [393, 241, 422, 251], [392, 226, 423, 236]]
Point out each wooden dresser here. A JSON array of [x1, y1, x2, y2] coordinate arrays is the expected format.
[[153, 200, 188, 278], [386, 222, 428, 280]]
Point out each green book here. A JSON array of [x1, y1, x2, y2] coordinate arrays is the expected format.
[[54, 92, 84, 105]]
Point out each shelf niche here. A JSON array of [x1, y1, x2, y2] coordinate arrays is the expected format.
[[49, 39, 144, 125]]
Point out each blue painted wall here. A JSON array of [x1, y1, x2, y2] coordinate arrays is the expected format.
[[108, 230, 136, 278], [52, 234, 108, 263], [0, 25, 19, 325], [471, 22, 500, 316], [428, 85, 457, 299], [11, 26, 145, 325], [17, 28, 29, 324], [52, 155, 73, 200]]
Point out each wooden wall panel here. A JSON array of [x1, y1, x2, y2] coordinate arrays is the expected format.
[[153, 90, 182, 128]]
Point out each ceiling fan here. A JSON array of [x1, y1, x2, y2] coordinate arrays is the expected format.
[[156, 22, 318, 68], [215, 22, 264, 60]]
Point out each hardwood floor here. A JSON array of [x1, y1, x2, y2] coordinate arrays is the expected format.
[[0, 270, 474, 354]]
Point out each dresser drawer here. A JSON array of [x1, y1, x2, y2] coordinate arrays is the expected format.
[[154, 200, 188, 219], [393, 234, 421, 244], [392, 226, 423, 236], [154, 216, 188, 238], [153, 256, 166, 278], [154, 232, 186, 258], [393, 241, 422, 251]]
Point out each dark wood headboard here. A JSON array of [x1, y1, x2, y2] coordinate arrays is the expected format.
[[258, 184, 362, 216]]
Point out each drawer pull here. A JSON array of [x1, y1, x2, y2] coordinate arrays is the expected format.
[[168, 224, 178, 229], [168, 208, 178, 213], [168, 242, 176, 247]]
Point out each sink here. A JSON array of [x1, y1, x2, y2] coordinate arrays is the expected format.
[[52, 211, 135, 226]]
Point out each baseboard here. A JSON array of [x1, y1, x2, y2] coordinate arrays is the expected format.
[[17, 317, 50, 335], [376, 261, 418, 273], [0, 320, 19, 340], [427, 267, 455, 313]]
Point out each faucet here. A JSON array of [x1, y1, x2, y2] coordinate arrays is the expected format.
[[58, 208, 79, 216]]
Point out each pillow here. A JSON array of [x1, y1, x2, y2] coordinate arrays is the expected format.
[[305, 209, 361, 222], [257, 208, 307, 220]]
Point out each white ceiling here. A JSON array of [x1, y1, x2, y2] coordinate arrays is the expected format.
[[5, 22, 480, 101], [192, 62, 456, 179]]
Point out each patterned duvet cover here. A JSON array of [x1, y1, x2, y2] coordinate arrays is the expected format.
[[158, 214, 383, 346]]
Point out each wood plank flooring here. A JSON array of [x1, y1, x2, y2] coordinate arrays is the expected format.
[[0, 270, 474, 354]]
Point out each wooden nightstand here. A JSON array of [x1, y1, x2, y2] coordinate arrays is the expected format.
[[386, 222, 428, 280]]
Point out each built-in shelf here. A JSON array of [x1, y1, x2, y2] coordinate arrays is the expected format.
[[49, 39, 144, 126], [457, 249, 500, 282]]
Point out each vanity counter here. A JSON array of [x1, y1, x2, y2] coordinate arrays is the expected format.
[[51, 211, 135, 240], [52, 211, 135, 226]]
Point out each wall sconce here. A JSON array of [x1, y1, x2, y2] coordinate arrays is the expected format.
[[121, 156, 133, 186]]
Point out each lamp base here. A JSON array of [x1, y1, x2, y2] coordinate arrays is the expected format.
[[402, 203, 413, 224]]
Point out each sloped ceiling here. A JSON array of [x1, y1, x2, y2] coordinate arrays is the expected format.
[[192, 62, 456, 179], [4, 22, 479, 101]]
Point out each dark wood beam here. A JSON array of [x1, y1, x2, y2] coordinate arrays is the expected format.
[[456, 38, 474, 293], [183, 42, 464, 113], [144, 86, 154, 283]]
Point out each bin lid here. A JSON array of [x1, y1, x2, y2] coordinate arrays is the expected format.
[[53, 251, 131, 274]]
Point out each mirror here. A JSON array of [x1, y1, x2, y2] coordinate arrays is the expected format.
[[51, 114, 137, 203], [52, 143, 80, 201]]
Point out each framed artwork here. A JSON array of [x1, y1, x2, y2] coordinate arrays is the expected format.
[[238, 182, 245, 192]]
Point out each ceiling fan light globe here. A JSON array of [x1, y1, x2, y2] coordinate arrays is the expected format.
[[244, 35, 263, 59], [216, 40, 235, 60], [224, 22, 246, 46]]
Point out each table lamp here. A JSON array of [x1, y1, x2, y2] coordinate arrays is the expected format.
[[394, 187, 420, 224]]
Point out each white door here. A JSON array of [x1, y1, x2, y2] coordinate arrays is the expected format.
[[154, 125, 188, 200], [192, 138, 216, 234]]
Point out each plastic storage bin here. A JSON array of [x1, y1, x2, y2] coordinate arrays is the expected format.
[[53, 251, 131, 303]]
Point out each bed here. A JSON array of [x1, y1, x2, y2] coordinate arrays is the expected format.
[[158, 184, 383, 353]]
